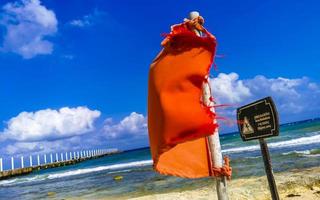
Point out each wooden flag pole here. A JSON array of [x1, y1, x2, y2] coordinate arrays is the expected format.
[[188, 11, 229, 200], [203, 78, 229, 200]]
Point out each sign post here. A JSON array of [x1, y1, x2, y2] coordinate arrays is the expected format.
[[237, 97, 280, 200], [259, 138, 279, 200]]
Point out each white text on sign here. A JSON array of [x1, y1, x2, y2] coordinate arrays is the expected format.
[[254, 112, 271, 131]]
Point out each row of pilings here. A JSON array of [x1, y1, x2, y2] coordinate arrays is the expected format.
[[0, 149, 119, 180]]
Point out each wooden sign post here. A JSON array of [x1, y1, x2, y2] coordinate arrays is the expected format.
[[237, 97, 280, 200]]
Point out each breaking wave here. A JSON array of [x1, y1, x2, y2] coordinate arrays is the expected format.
[[47, 160, 152, 179], [0, 160, 152, 186], [222, 132, 320, 154]]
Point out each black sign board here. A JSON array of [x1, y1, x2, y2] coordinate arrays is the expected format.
[[237, 96, 279, 141], [237, 96, 280, 200]]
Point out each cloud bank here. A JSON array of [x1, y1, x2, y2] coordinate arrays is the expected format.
[[0, 110, 148, 155], [1, 106, 101, 142], [0, 0, 57, 58], [103, 112, 147, 139], [210, 72, 251, 103], [210, 73, 320, 128]]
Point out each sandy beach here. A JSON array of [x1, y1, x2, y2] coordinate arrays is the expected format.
[[127, 167, 320, 200]]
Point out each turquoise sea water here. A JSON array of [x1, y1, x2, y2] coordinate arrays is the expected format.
[[0, 119, 319, 199]]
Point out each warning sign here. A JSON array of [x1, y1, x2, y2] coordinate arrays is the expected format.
[[242, 117, 254, 135], [237, 97, 279, 141]]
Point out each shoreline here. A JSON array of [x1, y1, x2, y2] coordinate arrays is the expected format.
[[124, 167, 320, 200]]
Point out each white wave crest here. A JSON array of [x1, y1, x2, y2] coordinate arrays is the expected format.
[[108, 169, 132, 174], [0, 178, 18, 186], [282, 150, 311, 155], [303, 154, 320, 158], [0, 175, 47, 186], [222, 132, 320, 154], [48, 160, 152, 179], [0, 160, 152, 186]]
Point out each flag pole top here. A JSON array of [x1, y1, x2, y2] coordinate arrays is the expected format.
[[189, 11, 200, 20]]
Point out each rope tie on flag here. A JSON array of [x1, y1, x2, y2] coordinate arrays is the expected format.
[[184, 15, 205, 33], [203, 78, 232, 179], [211, 156, 232, 179]]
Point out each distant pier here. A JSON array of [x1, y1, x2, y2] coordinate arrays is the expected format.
[[0, 149, 119, 180]]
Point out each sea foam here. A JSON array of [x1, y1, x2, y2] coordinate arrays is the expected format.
[[0, 160, 153, 186], [222, 131, 320, 154], [282, 150, 311, 155], [47, 160, 153, 179]]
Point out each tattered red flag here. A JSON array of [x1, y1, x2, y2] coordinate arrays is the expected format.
[[148, 18, 225, 178]]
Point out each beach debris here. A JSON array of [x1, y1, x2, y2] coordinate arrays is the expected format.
[[47, 191, 56, 197], [113, 175, 123, 181], [286, 193, 301, 197]]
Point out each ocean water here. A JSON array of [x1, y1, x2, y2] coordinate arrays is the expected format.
[[0, 119, 319, 199]]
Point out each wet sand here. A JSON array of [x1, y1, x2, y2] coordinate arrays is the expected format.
[[127, 167, 320, 200]]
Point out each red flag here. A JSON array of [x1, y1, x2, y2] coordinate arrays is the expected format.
[[148, 20, 218, 178]]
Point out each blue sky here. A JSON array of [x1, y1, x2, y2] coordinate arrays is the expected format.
[[0, 0, 319, 158]]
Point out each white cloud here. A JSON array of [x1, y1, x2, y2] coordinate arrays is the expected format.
[[210, 72, 251, 104], [103, 112, 147, 139], [0, 0, 57, 58], [1, 131, 107, 156], [68, 9, 104, 28], [5, 142, 41, 155], [0, 110, 149, 156], [210, 73, 320, 126], [308, 82, 318, 90], [1, 106, 101, 142], [3, 137, 80, 155], [69, 19, 89, 27]]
